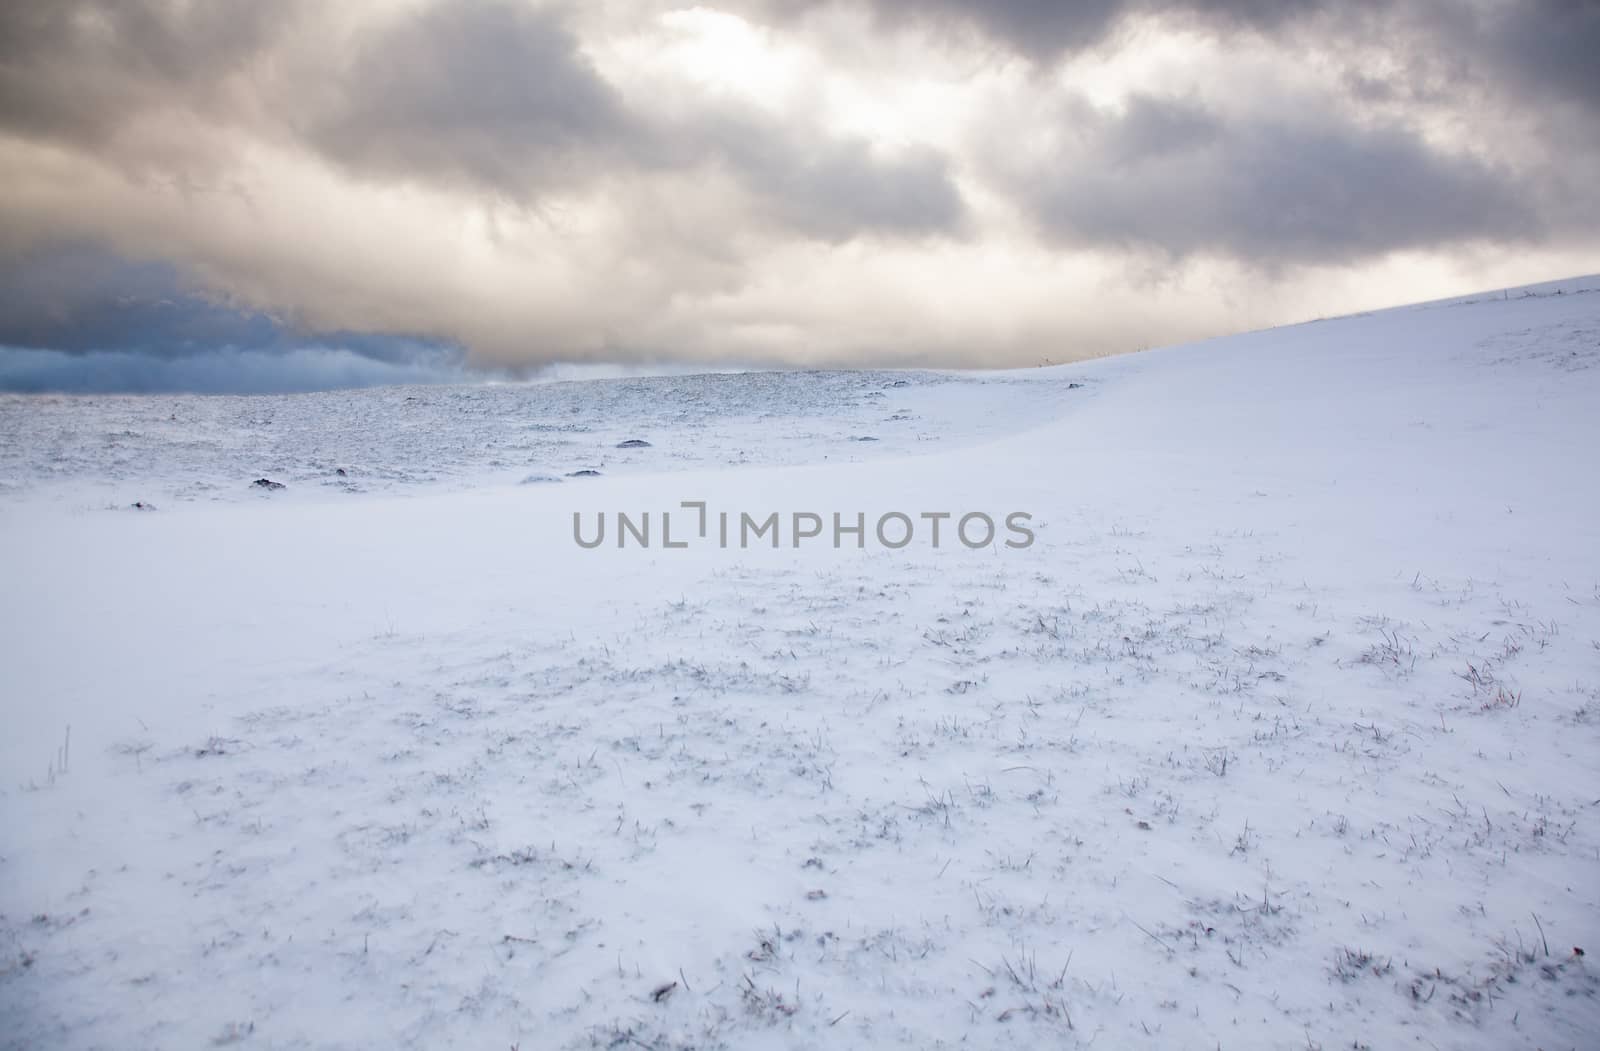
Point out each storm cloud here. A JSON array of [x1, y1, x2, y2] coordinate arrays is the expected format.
[[0, 242, 465, 392], [1003, 94, 1539, 263], [0, 0, 1594, 389], [0, 0, 296, 169], [302, 3, 637, 196], [761, 0, 1391, 63]]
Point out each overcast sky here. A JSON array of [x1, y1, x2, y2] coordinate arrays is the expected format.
[[1, 0, 1596, 390]]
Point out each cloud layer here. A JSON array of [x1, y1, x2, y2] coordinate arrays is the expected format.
[[1, 0, 1595, 389]]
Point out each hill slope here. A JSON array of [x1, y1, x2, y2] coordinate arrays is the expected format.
[[2, 279, 1598, 1049]]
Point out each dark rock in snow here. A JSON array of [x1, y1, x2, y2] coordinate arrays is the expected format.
[[252, 478, 286, 490], [131, 501, 156, 511], [850, 435, 879, 442], [335, 468, 347, 477], [567, 469, 602, 478], [616, 439, 652, 449], [520, 473, 563, 484], [1068, 382, 1084, 389]]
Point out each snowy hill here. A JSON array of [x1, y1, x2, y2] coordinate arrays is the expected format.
[[2, 278, 1598, 1049]]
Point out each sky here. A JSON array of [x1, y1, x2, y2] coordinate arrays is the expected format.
[[1, 0, 1596, 391]]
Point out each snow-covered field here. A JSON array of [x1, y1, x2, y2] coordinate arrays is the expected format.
[[3, 279, 1598, 1049]]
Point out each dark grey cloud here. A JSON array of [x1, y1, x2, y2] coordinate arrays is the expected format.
[[0, 242, 283, 356], [1007, 94, 1537, 264], [302, 3, 635, 196], [769, 0, 1598, 116], [1457, 0, 1600, 109], [676, 110, 966, 240], [0, 0, 293, 151], [862, 0, 1128, 60], [763, 0, 1387, 62], [759, 139, 965, 240], [0, 242, 467, 392]]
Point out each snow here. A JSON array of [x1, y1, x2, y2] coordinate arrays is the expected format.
[[2, 278, 1598, 1049]]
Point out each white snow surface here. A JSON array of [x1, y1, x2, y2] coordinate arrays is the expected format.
[[2, 278, 1599, 1049]]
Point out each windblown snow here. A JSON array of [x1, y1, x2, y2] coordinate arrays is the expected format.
[[2, 279, 1598, 1049]]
